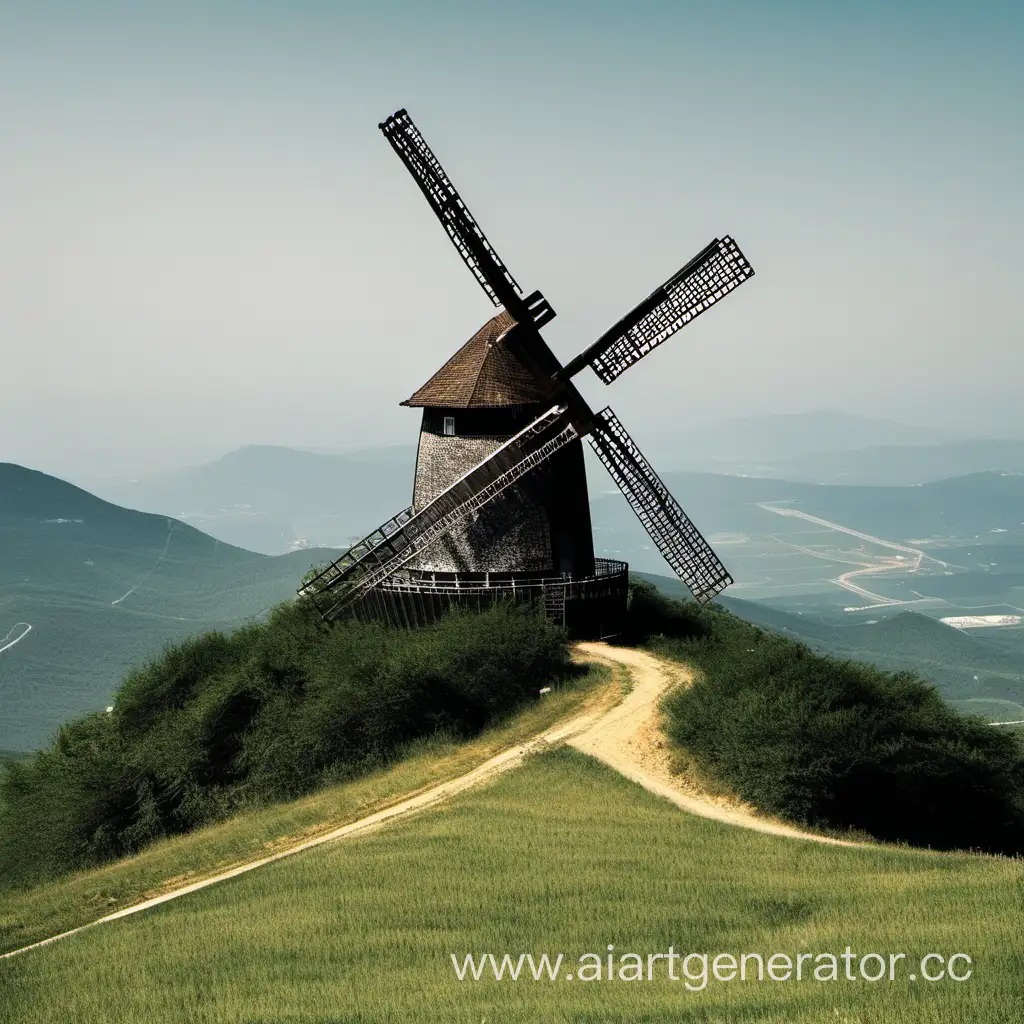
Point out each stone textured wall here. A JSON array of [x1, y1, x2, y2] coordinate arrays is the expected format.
[[410, 431, 554, 573], [413, 435, 502, 506]]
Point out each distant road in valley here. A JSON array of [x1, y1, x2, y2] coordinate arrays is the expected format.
[[0, 623, 32, 655], [758, 504, 948, 611]]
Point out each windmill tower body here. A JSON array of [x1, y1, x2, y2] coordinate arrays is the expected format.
[[403, 312, 596, 581]]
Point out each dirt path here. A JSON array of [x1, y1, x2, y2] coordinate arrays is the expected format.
[[572, 644, 863, 847], [1, 682, 612, 960], [2, 643, 859, 960]]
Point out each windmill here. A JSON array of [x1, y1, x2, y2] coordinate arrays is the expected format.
[[300, 109, 754, 636]]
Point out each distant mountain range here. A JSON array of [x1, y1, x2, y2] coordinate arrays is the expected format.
[[679, 439, 1024, 485], [68, 410, 1024, 555], [592, 469, 1024, 565], [92, 444, 417, 554], [0, 463, 337, 751], [642, 409, 957, 467], [634, 412, 1024, 483]]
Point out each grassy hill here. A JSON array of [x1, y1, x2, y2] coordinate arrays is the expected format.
[[0, 660, 606, 956], [3, 588, 1022, 1020], [639, 572, 1024, 717], [2, 748, 1020, 1023], [722, 598, 1024, 695], [0, 602, 576, 889], [635, 586, 1024, 853], [0, 464, 337, 751]]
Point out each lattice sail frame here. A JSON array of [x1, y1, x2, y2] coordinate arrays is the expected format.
[[301, 506, 415, 596], [588, 237, 754, 384], [379, 109, 521, 309], [588, 408, 732, 603], [304, 406, 580, 621]]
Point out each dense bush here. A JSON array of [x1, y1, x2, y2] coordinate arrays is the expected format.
[[0, 601, 573, 884], [626, 579, 1024, 854]]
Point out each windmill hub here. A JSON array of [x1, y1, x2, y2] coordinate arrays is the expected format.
[[299, 110, 755, 638]]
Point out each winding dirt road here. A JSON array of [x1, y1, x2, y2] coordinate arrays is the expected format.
[[572, 644, 860, 846], [2, 644, 857, 960]]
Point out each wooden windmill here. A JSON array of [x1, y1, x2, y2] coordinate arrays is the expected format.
[[300, 110, 755, 637]]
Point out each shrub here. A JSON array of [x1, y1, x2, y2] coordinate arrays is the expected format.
[[0, 602, 572, 884], [628, 579, 1024, 854]]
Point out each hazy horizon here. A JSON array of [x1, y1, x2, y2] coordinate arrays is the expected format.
[[3, 2, 1022, 479]]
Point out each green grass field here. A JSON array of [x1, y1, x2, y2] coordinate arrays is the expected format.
[[2, 748, 1021, 1023]]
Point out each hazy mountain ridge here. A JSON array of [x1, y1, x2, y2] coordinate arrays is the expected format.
[[0, 464, 338, 751], [91, 444, 417, 555], [642, 410, 956, 465], [62, 410, 1024, 554], [733, 439, 1024, 486], [1, 462, 253, 564], [61, 409, 1024, 552]]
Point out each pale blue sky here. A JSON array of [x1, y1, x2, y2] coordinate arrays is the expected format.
[[2, 2, 1021, 477]]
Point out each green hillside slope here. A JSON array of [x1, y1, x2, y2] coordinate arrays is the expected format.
[[636, 587, 1024, 853], [0, 603, 575, 886], [725, 601, 1024, 712], [0, 464, 336, 751], [2, 749, 1020, 1023], [637, 574, 1024, 715]]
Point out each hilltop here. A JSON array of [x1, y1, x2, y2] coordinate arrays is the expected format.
[[8, 455, 1024, 749]]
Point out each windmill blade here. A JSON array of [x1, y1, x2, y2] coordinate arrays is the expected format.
[[588, 408, 732, 603], [300, 405, 579, 621], [562, 237, 754, 385], [379, 109, 522, 311], [299, 505, 416, 597]]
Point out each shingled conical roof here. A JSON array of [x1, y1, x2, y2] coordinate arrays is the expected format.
[[401, 311, 549, 409]]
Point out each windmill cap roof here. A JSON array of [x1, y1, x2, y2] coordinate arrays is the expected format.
[[401, 311, 550, 409]]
